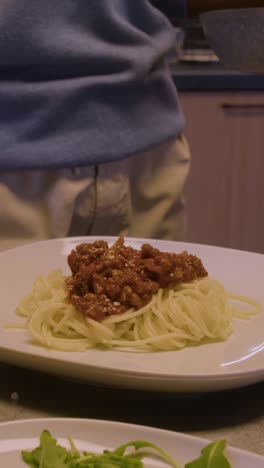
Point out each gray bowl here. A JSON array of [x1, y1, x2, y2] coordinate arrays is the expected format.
[[200, 8, 264, 73]]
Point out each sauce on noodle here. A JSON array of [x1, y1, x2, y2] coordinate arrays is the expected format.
[[66, 237, 208, 321]]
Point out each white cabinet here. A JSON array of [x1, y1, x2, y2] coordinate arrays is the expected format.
[[180, 92, 264, 254]]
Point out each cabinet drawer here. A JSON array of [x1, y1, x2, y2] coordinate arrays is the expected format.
[[180, 92, 264, 254]]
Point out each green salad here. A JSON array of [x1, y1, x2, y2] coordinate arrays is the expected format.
[[22, 430, 231, 468]]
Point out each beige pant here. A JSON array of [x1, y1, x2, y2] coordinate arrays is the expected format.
[[0, 136, 190, 251]]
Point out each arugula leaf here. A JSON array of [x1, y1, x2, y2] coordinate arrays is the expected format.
[[77, 438, 181, 468], [109, 440, 181, 468], [22, 430, 78, 468], [22, 449, 40, 468], [76, 452, 144, 468], [185, 440, 231, 468]]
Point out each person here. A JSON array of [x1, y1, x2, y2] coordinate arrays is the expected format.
[[0, 0, 260, 251]]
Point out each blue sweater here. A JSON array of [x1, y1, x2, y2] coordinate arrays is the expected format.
[[0, 0, 185, 170]]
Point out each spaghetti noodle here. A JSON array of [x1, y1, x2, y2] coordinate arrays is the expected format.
[[13, 269, 260, 352]]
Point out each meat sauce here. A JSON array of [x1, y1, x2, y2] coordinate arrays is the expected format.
[[66, 237, 208, 322]]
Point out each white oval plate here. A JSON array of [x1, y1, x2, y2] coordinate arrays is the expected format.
[[0, 236, 264, 393], [0, 418, 263, 467]]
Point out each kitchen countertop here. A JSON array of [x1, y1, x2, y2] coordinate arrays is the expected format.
[[171, 61, 264, 91], [1, 361, 264, 457]]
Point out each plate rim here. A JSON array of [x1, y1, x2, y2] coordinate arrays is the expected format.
[[1, 343, 264, 381]]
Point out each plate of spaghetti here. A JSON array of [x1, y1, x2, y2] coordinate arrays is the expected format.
[[0, 236, 264, 392]]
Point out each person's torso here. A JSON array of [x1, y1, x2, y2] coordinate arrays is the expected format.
[[0, 0, 184, 170]]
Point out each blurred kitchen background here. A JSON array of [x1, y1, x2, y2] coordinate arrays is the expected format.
[[151, 1, 264, 254]]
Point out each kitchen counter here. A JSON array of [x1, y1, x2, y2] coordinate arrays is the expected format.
[[171, 61, 264, 91], [1, 361, 264, 457]]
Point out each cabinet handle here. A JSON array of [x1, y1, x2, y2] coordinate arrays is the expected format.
[[221, 103, 264, 112]]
